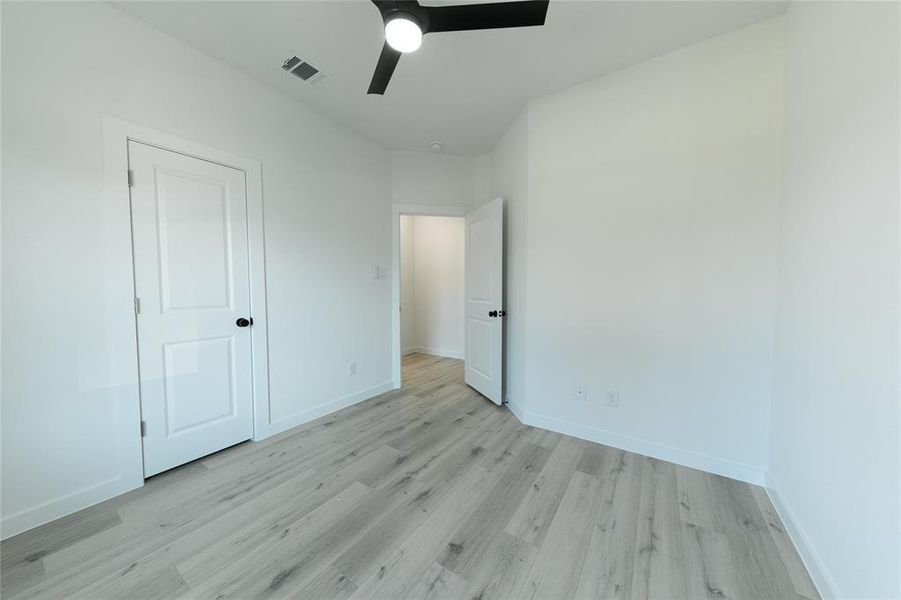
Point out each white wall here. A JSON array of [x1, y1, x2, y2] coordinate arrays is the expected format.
[[770, 3, 901, 598], [400, 216, 465, 359], [510, 18, 785, 483], [390, 150, 486, 208], [1, 2, 392, 536]]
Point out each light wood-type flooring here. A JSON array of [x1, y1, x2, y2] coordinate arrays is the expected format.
[[1, 353, 818, 599]]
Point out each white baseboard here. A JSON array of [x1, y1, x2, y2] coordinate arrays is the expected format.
[[403, 346, 464, 360], [1, 475, 141, 540], [260, 380, 395, 439], [505, 404, 766, 486], [764, 473, 840, 599]]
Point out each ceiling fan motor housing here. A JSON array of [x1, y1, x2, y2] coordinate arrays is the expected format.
[[381, 2, 431, 32]]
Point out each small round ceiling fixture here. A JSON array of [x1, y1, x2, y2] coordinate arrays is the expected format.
[[385, 14, 422, 53], [430, 141, 444, 153]]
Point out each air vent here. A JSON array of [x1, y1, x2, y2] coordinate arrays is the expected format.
[[281, 56, 327, 85], [282, 56, 301, 72]]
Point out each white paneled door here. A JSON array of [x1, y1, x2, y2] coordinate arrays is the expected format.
[[464, 197, 504, 405], [129, 141, 254, 477]]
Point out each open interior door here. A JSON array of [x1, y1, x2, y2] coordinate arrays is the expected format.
[[464, 197, 504, 405]]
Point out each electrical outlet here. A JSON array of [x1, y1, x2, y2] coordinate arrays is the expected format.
[[348, 361, 357, 376], [606, 389, 619, 407], [369, 264, 380, 279], [575, 385, 587, 402]]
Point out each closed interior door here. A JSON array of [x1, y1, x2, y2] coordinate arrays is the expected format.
[[129, 141, 254, 477], [464, 197, 504, 405]]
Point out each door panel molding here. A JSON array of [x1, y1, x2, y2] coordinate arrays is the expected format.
[[162, 335, 237, 437]]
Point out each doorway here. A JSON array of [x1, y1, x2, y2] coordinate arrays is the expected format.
[[391, 200, 505, 405], [400, 215, 466, 365]]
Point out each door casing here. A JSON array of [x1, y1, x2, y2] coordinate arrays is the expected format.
[[103, 116, 271, 486]]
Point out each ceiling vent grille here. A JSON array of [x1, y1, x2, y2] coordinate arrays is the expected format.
[[281, 56, 327, 85]]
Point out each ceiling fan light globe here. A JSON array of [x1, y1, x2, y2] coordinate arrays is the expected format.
[[385, 16, 422, 53]]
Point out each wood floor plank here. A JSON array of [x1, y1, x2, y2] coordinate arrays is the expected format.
[[516, 470, 605, 599], [287, 566, 357, 600], [595, 449, 644, 542], [681, 521, 740, 600], [4, 353, 818, 600], [631, 458, 688, 599], [436, 442, 550, 580], [0, 554, 45, 599], [575, 441, 614, 479], [47, 468, 322, 600], [574, 448, 643, 600], [40, 442, 328, 578], [1, 502, 121, 596], [64, 444, 399, 600], [460, 530, 538, 600], [177, 444, 399, 585], [321, 443, 488, 589], [408, 406, 506, 487], [178, 481, 375, 597], [505, 435, 584, 545], [352, 465, 506, 597], [406, 561, 468, 600], [573, 514, 636, 599]]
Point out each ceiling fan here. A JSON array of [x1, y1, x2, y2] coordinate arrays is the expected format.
[[367, 0, 550, 95]]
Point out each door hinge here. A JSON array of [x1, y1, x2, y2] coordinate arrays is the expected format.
[[134, 297, 141, 314], [127, 169, 134, 188], [140, 421, 147, 437]]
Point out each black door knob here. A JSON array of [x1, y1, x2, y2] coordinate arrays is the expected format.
[[236, 317, 252, 327], [488, 310, 498, 318]]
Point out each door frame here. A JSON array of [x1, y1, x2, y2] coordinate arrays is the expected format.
[[390, 203, 470, 388], [103, 116, 271, 485]]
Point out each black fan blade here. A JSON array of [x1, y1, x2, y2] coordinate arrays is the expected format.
[[368, 42, 402, 95], [423, 0, 549, 33]]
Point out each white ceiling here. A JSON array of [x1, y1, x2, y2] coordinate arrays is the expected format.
[[113, 0, 787, 155]]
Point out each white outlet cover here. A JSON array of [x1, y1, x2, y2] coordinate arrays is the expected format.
[[606, 390, 619, 407], [575, 385, 587, 402]]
